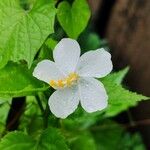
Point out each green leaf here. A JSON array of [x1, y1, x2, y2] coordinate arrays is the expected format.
[[20, 0, 36, 10], [0, 128, 69, 149], [0, 0, 56, 68], [45, 38, 58, 50], [38, 38, 58, 60], [62, 68, 148, 128], [0, 62, 48, 98], [0, 102, 11, 126], [61, 68, 132, 129], [92, 120, 145, 150], [0, 100, 11, 136], [103, 67, 129, 85], [101, 69, 149, 117], [57, 0, 91, 39], [92, 120, 124, 150], [119, 133, 146, 150], [36, 127, 69, 150], [61, 108, 103, 130], [0, 97, 11, 104], [19, 96, 44, 139], [104, 84, 148, 117], [0, 132, 35, 149], [68, 132, 96, 150], [78, 32, 101, 52]]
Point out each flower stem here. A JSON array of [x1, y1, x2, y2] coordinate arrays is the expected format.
[[43, 104, 50, 128], [35, 95, 44, 114]]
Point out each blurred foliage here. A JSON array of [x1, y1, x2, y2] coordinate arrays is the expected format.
[[92, 120, 145, 150], [78, 31, 108, 52], [0, 128, 69, 150]]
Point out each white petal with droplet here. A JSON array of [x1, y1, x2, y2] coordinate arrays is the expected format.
[[33, 60, 64, 84], [53, 38, 81, 75], [78, 77, 108, 112], [77, 48, 113, 78], [48, 86, 79, 118]]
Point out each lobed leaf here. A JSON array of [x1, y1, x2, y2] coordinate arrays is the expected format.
[[0, 128, 69, 149], [101, 68, 149, 117], [0, 0, 56, 68]]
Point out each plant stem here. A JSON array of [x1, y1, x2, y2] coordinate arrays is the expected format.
[[35, 95, 44, 114], [126, 109, 135, 126], [42, 89, 54, 128], [43, 104, 50, 128]]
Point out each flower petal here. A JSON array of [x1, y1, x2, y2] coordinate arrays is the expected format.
[[33, 60, 64, 84], [48, 86, 79, 118], [77, 48, 113, 78], [53, 38, 81, 75], [78, 77, 108, 113]]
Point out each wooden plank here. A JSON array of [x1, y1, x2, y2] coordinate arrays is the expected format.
[[105, 0, 150, 147], [106, 0, 150, 96]]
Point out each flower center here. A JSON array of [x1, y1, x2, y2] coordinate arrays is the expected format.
[[49, 73, 79, 89]]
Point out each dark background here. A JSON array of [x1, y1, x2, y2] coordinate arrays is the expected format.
[[88, 0, 150, 148]]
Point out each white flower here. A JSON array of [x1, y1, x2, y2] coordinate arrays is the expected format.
[[33, 38, 113, 118]]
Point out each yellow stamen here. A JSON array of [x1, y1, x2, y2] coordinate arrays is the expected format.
[[69, 73, 78, 81], [57, 80, 64, 87], [66, 78, 72, 87], [50, 80, 57, 88], [49, 72, 79, 89]]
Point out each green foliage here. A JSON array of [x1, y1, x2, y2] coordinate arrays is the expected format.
[[68, 132, 96, 150], [0, 0, 148, 149], [0, 119, 145, 150], [0, 128, 69, 150], [120, 133, 146, 150], [45, 38, 58, 51], [0, 0, 56, 68], [35, 127, 69, 150], [79, 32, 104, 52], [104, 83, 148, 117], [60, 108, 103, 130], [57, 0, 91, 39], [60, 119, 145, 150], [92, 120, 146, 150], [0, 131, 35, 149], [19, 96, 44, 138], [38, 37, 58, 60], [102, 67, 129, 85], [101, 69, 149, 117], [0, 102, 10, 127], [93, 120, 124, 150], [61, 68, 148, 130], [0, 62, 48, 98], [0, 99, 11, 136]]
